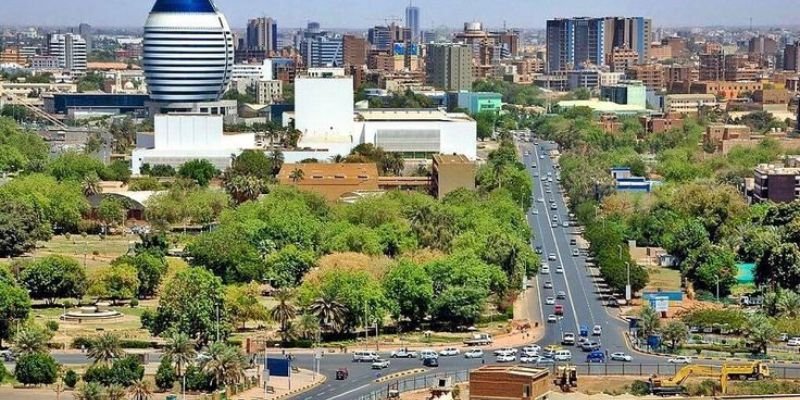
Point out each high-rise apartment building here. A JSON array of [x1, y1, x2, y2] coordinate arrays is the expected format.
[[246, 17, 278, 54], [342, 35, 368, 67], [426, 43, 473, 91], [784, 42, 800, 72], [405, 5, 420, 42], [546, 16, 651, 72], [48, 33, 87, 73], [78, 23, 92, 51], [368, 23, 411, 51], [749, 36, 778, 56]]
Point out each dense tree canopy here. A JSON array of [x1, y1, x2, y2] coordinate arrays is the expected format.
[[19, 255, 88, 304]]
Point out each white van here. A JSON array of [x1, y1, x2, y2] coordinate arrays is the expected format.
[[554, 350, 572, 361], [352, 351, 380, 362]]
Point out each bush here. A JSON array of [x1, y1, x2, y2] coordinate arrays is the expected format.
[[83, 355, 143, 386], [687, 380, 719, 396], [0, 362, 7, 382], [77, 219, 102, 234], [629, 380, 650, 396], [155, 357, 176, 392], [45, 320, 59, 332], [184, 365, 216, 392], [71, 337, 93, 350], [129, 299, 139, 308], [14, 353, 58, 385], [63, 369, 78, 388], [46, 342, 65, 350], [63, 300, 74, 309], [119, 339, 155, 349], [82, 365, 112, 385]]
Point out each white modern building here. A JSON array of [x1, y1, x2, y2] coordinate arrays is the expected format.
[[131, 114, 255, 175], [255, 80, 282, 104], [231, 59, 273, 83], [48, 33, 87, 73], [142, 0, 234, 103]]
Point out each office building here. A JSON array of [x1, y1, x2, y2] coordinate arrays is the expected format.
[[452, 92, 503, 115], [547, 17, 651, 72], [603, 17, 651, 63], [606, 47, 639, 72], [425, 43, 473, 91], [567, 68, 623, 91], [43, 93, 149, 119], [626, 64, 665, 90], [601, 80, 647, 109], [300, 35, 344, 68], [277, 163, 379, 202], [368, 23, 411, 52], [342, 35, 368, 67], [143, 0, 234, 103], [431, 154, 475, 199], [0, 46, 26, 65], [749, 36, 778, 56], [405, 5, 421, 42], [78, 23, 93, 51], [663, 94, 717, 114], [231, 59, 273, 82], [753, 164, 800, 203], [255, 80, 282, 104], [785, 42, 800, 72], [294, 70, 354, 141], [48, 33, 87, 73], [246, 17, 277, 54]]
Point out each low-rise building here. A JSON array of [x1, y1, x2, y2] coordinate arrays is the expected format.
[[469, 366, 551, 400], [452, 91, 503, 115], [255, 79, 283, 105], [43, 93, 149, 120], [277, 163, 380, 202], [663, 94, 718, 114], [431, 154, 476, 198], [600, 80, 647, 109], [627, 64, 665, 90], [753, 164, 800, 203], [639, 114, 685, 134], [557, 99, 649, 116]]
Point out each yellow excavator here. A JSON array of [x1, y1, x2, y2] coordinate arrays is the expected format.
[[554, 365, 578, 392], [649, 362, 770, 395]]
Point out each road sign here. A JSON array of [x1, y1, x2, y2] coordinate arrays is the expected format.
[[649, 296, 669, 312]]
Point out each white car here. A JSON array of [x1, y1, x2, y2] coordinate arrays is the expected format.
[[541, 265, 550, 274], [788, 337, 800, 346], [537, 197, 545, 203], [572, 249, 580, 257], [464, 349, 484, 359], [493, 347, 517, 356], [439, 347, 460, 357], [550, 203, 558, 210], [520, 355, 538, 363], [562, 221, 569, 228], [556, 291, 566, 299], [547, 314, 558, 323], [610, 352, 633, 362], [545, 297, 555, 305], [540, 155, 545, 159], [668, 356, 692, 364], [371, 359, 391, 369], [523, 345, 541, 354], [592, 325, 602, 336], [554, 350, 572, 361], [532, 209, 539, 215], [419, 350, 439, 360], [548, 254, 557, 261], [390, 349, 417, 358], [535, 356, 556, 365], [555, 266, 564, 274], [496, 354, 516, 363]]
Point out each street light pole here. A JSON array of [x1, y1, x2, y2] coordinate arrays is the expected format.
[[620, 245, 631, 302]]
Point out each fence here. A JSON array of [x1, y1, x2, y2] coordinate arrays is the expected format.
[[357, 370, 469, 400]]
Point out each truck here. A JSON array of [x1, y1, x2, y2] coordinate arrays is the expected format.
[[463, 333, 493, 346]]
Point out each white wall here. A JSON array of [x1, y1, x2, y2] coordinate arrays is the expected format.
[[154, 114, 224, 150], [295, 76, 354, 139], [355, 120, 477, 160]]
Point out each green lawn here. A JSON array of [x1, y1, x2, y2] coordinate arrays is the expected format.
[[645, 266, 682, 292]]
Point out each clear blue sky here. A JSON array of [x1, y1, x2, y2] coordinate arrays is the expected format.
[[0, 0, 796, 29]]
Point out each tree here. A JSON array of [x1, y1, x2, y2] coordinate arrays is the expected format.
[[308, 295, 348, 333], [97, 197, 125, 233], [128, 379, 153, 400], [297, 313, 321, 342], [0, 173, 88, 233], [12, 323, 53, 355], [200, 342, 247, 388], [270, 289, 296, 340], [230, 150, 273, 181], [682, 244, 737, 296], [222, 173, 264, 205], [143, 267, 228, 346], [0, 196, 46, 257], [430, 286, 486, 329], [89, 263, 140, 305], [638, 305, 661, 339], [663, 219, 709, 264], [777, 290, 800, 318], [289, 167, 304, 183], [64, 369, 79, 389], [48, 151, 106, 182], [268, 150, 284, 176], [14, 352, 58, 385], [19, 255, 88, 304], [746, 313, 777, 355], [82, 172, 102, 196], [661, 320, 688, 351], [88, 333, 124, 366], [112, 253, 167, 299], [266, 245, 316, 288], [225, 282, 268, 330], [162, 331, 196, 378], [106, 384, 127, 400], [73, 382, 104, 400], [0, 281, 31, 347], [756, 243, 800, 290], [383, 261, 433, 327], [155, 357, 177, 392], [178, 159, 218, 187]]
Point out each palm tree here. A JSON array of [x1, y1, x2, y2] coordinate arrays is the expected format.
[[269, 150, 284, 176], [200, 342, 247, 388], [223, 173, 264, 205], [746, 313, 778, 356], [73, 382, 104, 400], [289, 167, 305, 184], [329, 154, 345, 163], [87, 332, 124, 365], [638, 305, 661, 341], [309, 295, 348, 333], [82, 172, 102, 197], [777, 290, 800, 318], [127, 379, 153, 400], [762, 290, 781, 317], [106, 384, 126, 400], [280, 321, 300, 344], [270, 289, 297, 339], [163, 331, 196, 378], [297, 313, 321, 343], [12, 325, 51, 355]]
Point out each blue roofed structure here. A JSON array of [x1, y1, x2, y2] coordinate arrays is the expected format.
[[151, 0, 217, 13]]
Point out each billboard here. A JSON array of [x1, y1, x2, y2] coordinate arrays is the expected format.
[[266, 358, 291, 377], [649, 296, 669, 312], [393, 43, 419, 56]]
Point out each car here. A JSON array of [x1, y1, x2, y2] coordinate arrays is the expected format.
[[561, 332, 576, 345], [372, 359, 391, 369], [423, 357, 439, 367], [555, 266, 564, 274], [535, 247, 543, 254], [535, 356, 556, 365], [579, 325, 589, 337], [562, 221, 570, 228], [540, 155, 545, 159], [586, 350, 605, 363], [541, 265, 550, 274], [548, 253, 557, 261], [390, 349, 417, 358], [550, 203, 558, 210], [553, 350, 572, 361], [524, 151, 529, 156], [544, 281, 553, 289], [577, 337, 589, 346], [464, 349, 484, 359], [419, 350, 439, 360], [610, 352, 633, 362], [547, 314, 558, 323], [0, 349, 14, 362], [493, 347, 517, 356], [552, 215, 559, 221], [352, 351, 381, 362], [439, 347, 460, 357], [545, 189, 552, 194], [572, 249, 580, 257], [496, 354, 516, 363], [545, 297, 555, 305], [592, 325, 602, 336], [788, 337, 800, 346], [335, 368, 349, 380], [554, 304, 564, 316], [522, 345, 541, 354], [541, 176, 547, 181], [668, 356, 692, 364], [556, 291, 566, 299], [537, 197, 545, 203], [581, 341, 601, 352], [548, 177, 554, 183], [532, 209, 539, 215], [551, 222, 558, 228], [196, 352, 212, 362], [532, 164, 537, 168], [520, 354, 538, 363]]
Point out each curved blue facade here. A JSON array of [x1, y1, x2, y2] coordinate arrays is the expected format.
[[151, 0, 216, 13]]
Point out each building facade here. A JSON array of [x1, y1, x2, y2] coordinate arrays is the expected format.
[[547, 16, 651, 72], [753, 164, 800, 203], [425, 43, 474, 91], [246, 17, 277, 54], [405, 6, 420, 42], [601, 80, 647, 109], [48, 33, 87, 73]]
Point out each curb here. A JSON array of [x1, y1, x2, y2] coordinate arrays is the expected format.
[[375, 368, 426, 383], [267, 374, 327, 400], [624, 332, 799, 365]]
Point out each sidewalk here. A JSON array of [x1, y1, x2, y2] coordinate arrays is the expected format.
[[233, 368, 325, 400]]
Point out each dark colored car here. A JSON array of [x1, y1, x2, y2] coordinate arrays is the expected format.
[[423, 357, 439, 367]]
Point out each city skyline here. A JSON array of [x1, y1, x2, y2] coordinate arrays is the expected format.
[[1, 0, 799, 29]]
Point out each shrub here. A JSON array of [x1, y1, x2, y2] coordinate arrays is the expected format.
[[155, 357, 176, 392], [129, 299, 139, 307], [14, 353, 59, 385], [119, 339, 155, 349], [629, 380, 650, 396], [92, 250, 100, 256], [46, 342, 65, 350], [63, 300, 74, 309], [71, 337, 93, 350], [687, 380, 718, 396], [82, 365, 112, 385], [184, 365, 216, 392], [45, 320, 59, 332], [0, 362, 7, 382], [77, 220, 102, 235], [63, 369, 79, 388]]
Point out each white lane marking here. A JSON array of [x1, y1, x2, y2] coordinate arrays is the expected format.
[[326, 384, 371, 400]]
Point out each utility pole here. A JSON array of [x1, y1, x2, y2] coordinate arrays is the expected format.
[[215, 303, 220, 343]]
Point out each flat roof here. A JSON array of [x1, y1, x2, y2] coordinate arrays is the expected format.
[[755, 164, 800, 175], [277, 163, 379, 180], [433, 154, 473, 164], [557, 100, 647, 113], [355, 108, 474, 122], [471, 365, 550, 379]]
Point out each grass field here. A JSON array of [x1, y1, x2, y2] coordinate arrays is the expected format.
[[645, 266, 682, 292]]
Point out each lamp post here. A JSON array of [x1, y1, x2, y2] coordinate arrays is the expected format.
[[619, 245, 631, 302]]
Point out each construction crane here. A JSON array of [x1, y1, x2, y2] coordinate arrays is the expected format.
[[649, 362, 770, 395]]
